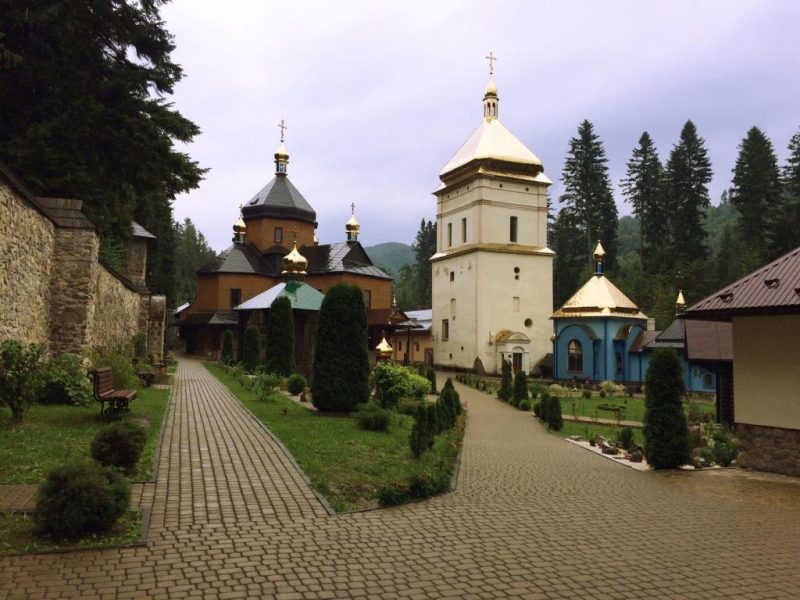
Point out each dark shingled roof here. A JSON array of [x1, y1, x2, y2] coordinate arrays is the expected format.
[[242, 174, 317, 225], [198, 243, 271, 275], [37, 197, 95, 229], [181, 311, 239, 326], [629, 330, 660, 353], [684, 246, 800, 320], [302, 242, 392, 280]]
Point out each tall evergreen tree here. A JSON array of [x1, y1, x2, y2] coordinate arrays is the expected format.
[[620, 132, 665, 272], [173, 218, 217, 305], [664, 121, 713, 264], [559, 120, 618, 271], [312, 284, 370, 412], [551, 208, 590, 307], [0, 1, 205, 297], [773, 127, 800, 256], [411, 219, 436, 308], [643, 348, 691, 469], [730, 127, 782, 265], [265, 296, 295, 377]]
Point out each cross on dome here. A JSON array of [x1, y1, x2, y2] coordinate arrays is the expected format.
[[277, 119, 287, 143], [485, 51, 498, 76]]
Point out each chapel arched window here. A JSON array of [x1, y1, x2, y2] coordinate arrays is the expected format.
[[568, 340, 583, 372]]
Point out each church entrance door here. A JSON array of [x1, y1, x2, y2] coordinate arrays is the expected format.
[[512, 352, 523, 374]]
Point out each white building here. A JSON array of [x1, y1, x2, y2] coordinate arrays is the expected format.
[[431, 74, 553, 374]]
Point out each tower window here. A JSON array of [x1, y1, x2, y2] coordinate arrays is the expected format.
[[568, 340, 583, 372], [450, 298, 456, 315], [461, 218, 467, 243], [441, 319, 449, 341], [447, 223, 453, 247], [363, 289, 372, 308], [449, 271, 455, 282], [230, 288, 242, 308], [278, 162, 286, 173], [510, 216, 518, 243], [274, 227, 283, 244]]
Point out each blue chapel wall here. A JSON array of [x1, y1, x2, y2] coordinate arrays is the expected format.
[[635, 348, 717, 393]]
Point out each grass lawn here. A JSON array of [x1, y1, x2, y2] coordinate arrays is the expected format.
[[557, 395, 714, 423], [556, 420, 645, 447], [0, 511, 142, 555], [205, 362, 461, 512], [0, 386, 170, 484]]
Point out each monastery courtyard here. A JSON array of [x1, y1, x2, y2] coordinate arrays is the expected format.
[[1, 357, 799, 599]]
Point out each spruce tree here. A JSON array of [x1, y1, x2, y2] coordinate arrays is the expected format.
[[513, 371, 529, 407], [730, 127, 782, 265], [265, 296, 295, 376], [559, 120, 619, 271], [312, 284, 370, 412], [620, 132, 666, 272], [664, 121, 713, 264], [643, 348, 691, 469], [773, 127, 800, 257], [552, 208, 590, 307], [242, 326, 261, 373], [498, 359, 513, 402]]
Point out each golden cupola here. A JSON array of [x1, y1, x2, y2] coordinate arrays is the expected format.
[[232, 211, 247, 244], [375, 336, 393, 360], [281, 242, 308, 278], [345, 203, 360, 243]]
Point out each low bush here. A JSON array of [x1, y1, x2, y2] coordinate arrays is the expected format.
[[619, 427, 635, 450], [287, 373, 306, 395], [91, 422, 147, 473], [408, 471, 449, 499], [34, 462, 130, 539], [519, 400, 532, 412], [599, 390, 607, 398], [38, 353, 92, 406], [600, 380, 626, 397], [255, 372, 282, 401], [356, 403, 391, 432], [397, 398, 422, 416], [532, 401, 541, 417], [372, 362, 430, 408], [0, 339, 44, 422], [711, 425, 738, 466], [582, 389, 592, 399], [548, 384, 567, 398], [376, 481, 410, 506]]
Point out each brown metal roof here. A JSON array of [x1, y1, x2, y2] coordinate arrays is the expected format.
[[684, 319, 732, 362], [684, 246, 800, 320]]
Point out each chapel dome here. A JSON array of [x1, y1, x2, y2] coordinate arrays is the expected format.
[[281, 242, 308, 275]]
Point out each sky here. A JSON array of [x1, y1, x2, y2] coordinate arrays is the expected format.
[[161, 0, 800, 253]]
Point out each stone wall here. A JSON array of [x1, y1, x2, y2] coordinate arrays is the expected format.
[[86, 263, 142, 356], [737, 423, 800, 478], [0, 174, 55, 346]]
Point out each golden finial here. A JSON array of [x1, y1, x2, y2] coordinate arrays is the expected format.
[[592, 241, 606, 276], [346, 202, 360, 242], [376, 336, 393, 360], [281, 242, 308, 276]]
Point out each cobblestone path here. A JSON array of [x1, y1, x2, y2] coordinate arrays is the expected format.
[[1, 358, 799, 599]]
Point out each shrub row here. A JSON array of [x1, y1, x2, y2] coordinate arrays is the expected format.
[[533, 393, 563, 431]]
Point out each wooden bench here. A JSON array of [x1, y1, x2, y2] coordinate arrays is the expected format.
[[91, 367, 136, 417]]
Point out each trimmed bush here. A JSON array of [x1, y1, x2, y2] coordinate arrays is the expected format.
[[34, 462, 130, 539], [498, 359, 513, 402], [355, 403, 391, 432], [377, 481, 410, 506], [408, 471, 449, 499], [532, 401, 541, 417], [0, 339, 44, 422], [221, 329, 234, 364], [409, 404, 434, 458], [425, 367, 437, 395], [265, 296, 295, 376], [619, 427, 635, 450], [372, 361, 430, 408], [519, 400, 532, 412], [546, 396, 563, 431], [513, 371, 529, 406], [91, 421, 147, 473], [643, 348, 691, 469], [287, 373, 306, 395], [38, 353, 92, 406], [242, 325, 261, 373], [312, 284, 370, 412]]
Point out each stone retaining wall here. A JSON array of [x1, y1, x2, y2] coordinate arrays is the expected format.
[[87, 263, 142, 355], [0, 178, 55, 346], [737, 423, 800, 477]]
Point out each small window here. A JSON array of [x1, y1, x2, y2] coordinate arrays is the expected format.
[[450, 298, 456, 315], [442, 319, 449, 341], [510, 216, 518, 243], [449, 271, 455, 282], [363, 289, 372, 308], [278, 163, 286, 173], [461, 218, 467, 243], [513, 297, 520, 312], [274, 227, 283, 244], [447, 223, 453, 247], [230, 288, 242, 308], [568, 340, 583, 372]]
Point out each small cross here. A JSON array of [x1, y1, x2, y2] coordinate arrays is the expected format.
[[351, 202, 356, 215], [292, 225, 298, 241], [277, 119, 287, 143], [485, 51, 497, 76]]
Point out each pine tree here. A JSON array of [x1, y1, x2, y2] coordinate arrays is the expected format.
[[559, 120, 619, 271], [265, 296, 295, 376], [242, 326, 261, 373], [773, 128, 800, 257], [411, 219, 437, 308], [0, 2, 205, 292], [498, 359, 513, 402], [620, 132, 666, 272], [730, 127, 782, 265], [174, 218, 217, 305], [643, 348, 691, 469], [664, 121, 713, 264], [312, 284, 370, 412]]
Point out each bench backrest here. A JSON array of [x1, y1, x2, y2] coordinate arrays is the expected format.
[[93, 367, 115, 396]]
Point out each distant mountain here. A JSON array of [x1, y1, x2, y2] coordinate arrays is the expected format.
[[364, 242, 415, 277]]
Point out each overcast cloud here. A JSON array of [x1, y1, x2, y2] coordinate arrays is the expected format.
[[161, 0, 800, 252]]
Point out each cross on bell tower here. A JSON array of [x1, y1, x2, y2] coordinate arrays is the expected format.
[[485, 51, 497, 76], [274, 119, 289, 175]]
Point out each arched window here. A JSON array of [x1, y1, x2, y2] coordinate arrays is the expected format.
[[568, 340, 583, 372]]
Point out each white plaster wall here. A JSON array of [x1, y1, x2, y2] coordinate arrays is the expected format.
[[733, 314, 800, 430], [432, 253, 478, 368]]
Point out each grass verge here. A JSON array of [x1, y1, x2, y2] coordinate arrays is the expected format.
[[205, 362, 462, 512], [556, 420, 645, 447], [0, 386, 170, 484], [556, 395, 714, 423], [0, 511, 142, 555]]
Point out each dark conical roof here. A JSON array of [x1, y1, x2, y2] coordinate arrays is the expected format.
[[242, 175, 317, 225]]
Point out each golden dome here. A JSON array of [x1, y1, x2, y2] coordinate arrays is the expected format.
[[376, 336, 393, 358], [592, 241, 606, 263], [484, 77, 498, 97], [281, 242, 308, 275], [676, 289, 686, 307], [233, 215, 247, 234], [346, 213, 360, 233]]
